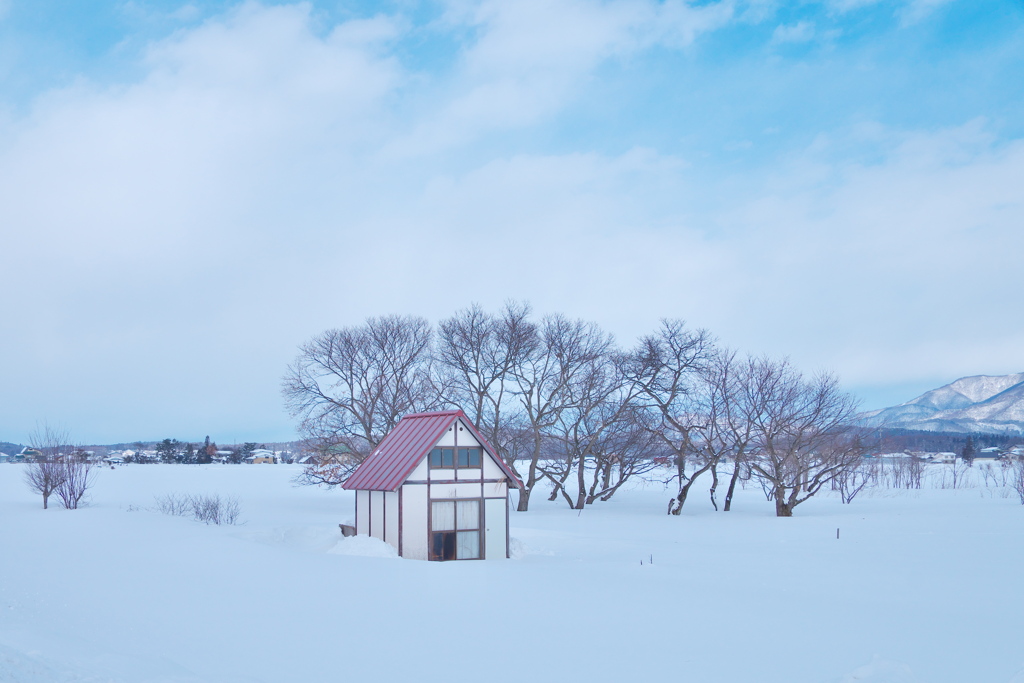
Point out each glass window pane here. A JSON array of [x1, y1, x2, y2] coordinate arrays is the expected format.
[[457, 448, 469, 468], [444, 532, 457, 561], [432, 532, 457, 561], [441, 449, 454, 467], [456, 500, 479, 530], [431, 501, 455, 531], [456, 530, 480, 560], [468, 448, 481, 467], [431, 532, 444, 560], [429, 449, 442, 467]]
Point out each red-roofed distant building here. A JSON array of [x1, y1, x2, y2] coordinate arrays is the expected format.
[[343, 410, 521, 561]]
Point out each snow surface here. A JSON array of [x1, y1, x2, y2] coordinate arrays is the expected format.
[[2, 464, 1023, 683]]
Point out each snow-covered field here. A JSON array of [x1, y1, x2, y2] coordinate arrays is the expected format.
[[2, 464, 1023, 683]]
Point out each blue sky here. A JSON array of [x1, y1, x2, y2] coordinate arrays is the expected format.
[[2, 0, 1023, 445]]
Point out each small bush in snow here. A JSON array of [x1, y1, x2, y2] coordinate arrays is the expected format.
[[155, 493, 241, 525], [1012, 461, 1024, 505], [155, 493, 191, 517]]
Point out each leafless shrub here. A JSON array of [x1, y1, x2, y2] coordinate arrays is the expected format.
[[835, 461, 872, 504], [978, 463, 998, 488], [943, 459, 971, 490], [24, 460, 65, 509], [155, 493, 241, 525], [190, 494, 241, 525], [1012, 461, 1024, 505], [56, 455, 95, 509], [24, 423, 94, 509], [155, 493, 192, 516], [905, 456, 924, 489]]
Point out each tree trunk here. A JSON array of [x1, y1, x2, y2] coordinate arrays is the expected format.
[[518, 437, 543, 512], [723, 464, 741, 512], [516, 486, 532, 512], [43, 492, 48, 510], [774, 490, 793, 517], [669, 460, 715, 515], [709, 463, 719, 511], [573, 450, 588, 510]]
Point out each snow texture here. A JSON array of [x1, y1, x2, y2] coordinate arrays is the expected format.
[[1, 464, 1023, 682]]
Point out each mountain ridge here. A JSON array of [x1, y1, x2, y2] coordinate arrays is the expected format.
[[859, 373, 1024, 434]]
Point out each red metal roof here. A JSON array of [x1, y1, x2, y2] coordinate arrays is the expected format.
[[342, 410, 523, 491]]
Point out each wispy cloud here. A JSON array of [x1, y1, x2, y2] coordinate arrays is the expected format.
[[771, 20, 816, 44]]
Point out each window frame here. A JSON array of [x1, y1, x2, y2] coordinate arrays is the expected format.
[[428, 446, 482, 470], [429, 497, 483, 561]]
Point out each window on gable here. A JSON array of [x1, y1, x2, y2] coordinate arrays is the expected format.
[[457, 448, 481, 468], [428, 448, 454, 468], [429, 447, 481, 469]]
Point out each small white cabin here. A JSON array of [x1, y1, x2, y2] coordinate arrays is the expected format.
[[342, 410, 522, 561]]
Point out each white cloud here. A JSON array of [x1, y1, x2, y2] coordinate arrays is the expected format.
[[825, 0, 956, 22], [898, 0, 957, 25], [386, 0, 732, 156], [0, 1, 1019, 441], [771, 20, 816, 44], [710, 119, 1024, 386]]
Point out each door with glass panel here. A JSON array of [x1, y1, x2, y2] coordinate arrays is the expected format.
[[430, 499, 481, 561]]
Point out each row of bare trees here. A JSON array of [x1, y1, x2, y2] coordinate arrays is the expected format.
[[283, 304, 868, 516], [23, 424, 95, 509]]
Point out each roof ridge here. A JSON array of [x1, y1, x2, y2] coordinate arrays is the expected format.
[[403, 409, 463, 418]]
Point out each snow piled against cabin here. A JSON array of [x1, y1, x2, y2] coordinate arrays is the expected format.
[[1, 465, 1023, 683]]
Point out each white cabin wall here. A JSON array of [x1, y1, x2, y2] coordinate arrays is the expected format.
[[456, 467, 482, 481], [401, 484, 429, 560], [435, 425, 456, 447], [384, 491, 400, 552], [407, 458, 428, 481], [485, 497, 508, 560], [429, 468, 455, 481], [430, 482, 482, 499], [482, 451, 504, 479], [356, 490, 370, 535], [454, 420, 480, 447], [486, 481, 507, 499], [369, 491, 385, 541]]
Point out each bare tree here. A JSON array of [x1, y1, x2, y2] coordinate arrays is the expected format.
[[23, 424, 71, 509], [582, 405, 666, 504], [435, 302, 534, 467], [283, 315, 438, 486], [24, 424, 94, 509], [712, 351, 760, 512], [56, 448, 95, 509], [24, 460, 65, 509], [741, 357, 866, 517], [509, 314, 613, 511], [834, 460, 872, 504], [540, 352, 639, 509], [622, 320, 716, 515], [1011, 460, 1024, 505], [949, 457, 971, 490]]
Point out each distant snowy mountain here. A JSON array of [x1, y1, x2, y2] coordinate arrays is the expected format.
[[859, 373, 1024, 434]]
